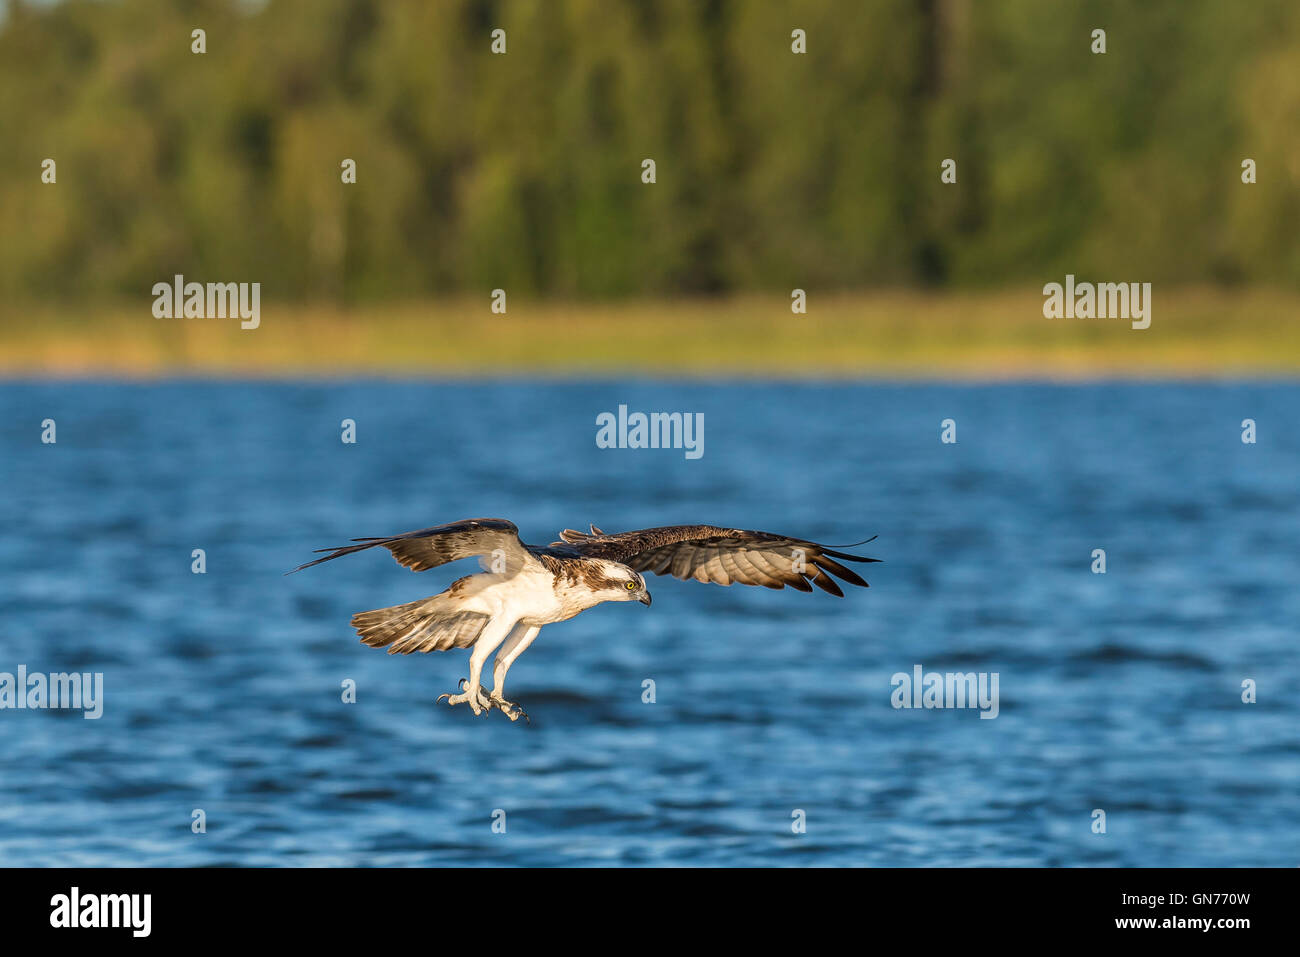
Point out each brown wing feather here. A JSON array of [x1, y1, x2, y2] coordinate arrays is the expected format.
[[289, 518, 535, 574], [555, 524, 879, 595]]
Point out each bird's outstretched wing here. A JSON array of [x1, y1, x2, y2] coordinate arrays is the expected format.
[[553, 525, 880, 596], [288, 518, 537, 574]]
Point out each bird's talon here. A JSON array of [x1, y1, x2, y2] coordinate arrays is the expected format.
[[438, 686, 489, 715], [478, 692, 529, 723], [502, 701, 530, 723]]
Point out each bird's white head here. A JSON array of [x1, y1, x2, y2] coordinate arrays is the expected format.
[[586, 559, 652, 607]]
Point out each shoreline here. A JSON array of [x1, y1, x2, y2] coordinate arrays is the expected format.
[[3, 289, 1297, 380]]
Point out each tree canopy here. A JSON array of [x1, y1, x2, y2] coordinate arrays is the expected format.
[[2, 0, 1297, 301]]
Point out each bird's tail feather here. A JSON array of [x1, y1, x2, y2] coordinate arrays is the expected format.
[[351, 599, 490, 654]]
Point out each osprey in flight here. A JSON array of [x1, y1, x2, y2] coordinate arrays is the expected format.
[[291, 519, 879, 722]]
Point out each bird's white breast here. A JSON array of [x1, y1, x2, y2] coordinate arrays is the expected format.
[[456, 565, 586, 625]]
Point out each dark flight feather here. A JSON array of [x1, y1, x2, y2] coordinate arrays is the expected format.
[[551, 524, 879, 595], [287, 518, 533, 574], [291, 518, 879, 597]]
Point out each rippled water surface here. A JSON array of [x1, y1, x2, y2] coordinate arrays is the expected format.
[[1, 381, 1297, 866]]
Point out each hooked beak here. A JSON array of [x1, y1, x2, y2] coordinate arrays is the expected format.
[[638, 591, 652, 607]]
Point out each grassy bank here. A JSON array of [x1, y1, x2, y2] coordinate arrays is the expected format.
[[2, 289, 1298, 379]]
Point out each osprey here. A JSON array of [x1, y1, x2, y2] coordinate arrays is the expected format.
[[291, 519, 879, 722]]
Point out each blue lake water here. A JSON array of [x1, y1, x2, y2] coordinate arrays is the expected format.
[[0, 380, 1297, 866]]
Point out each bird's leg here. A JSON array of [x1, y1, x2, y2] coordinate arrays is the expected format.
[[485, 625, 540, 722], [436, 627, 510, 716]]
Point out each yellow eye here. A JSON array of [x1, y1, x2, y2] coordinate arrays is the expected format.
[[625, 581, 637, 590]]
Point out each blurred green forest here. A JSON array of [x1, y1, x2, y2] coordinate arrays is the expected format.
[[2, 0, 1298, 302]]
